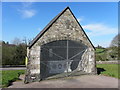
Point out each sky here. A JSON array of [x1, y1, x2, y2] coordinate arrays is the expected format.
[[2, 2, 118, 47]]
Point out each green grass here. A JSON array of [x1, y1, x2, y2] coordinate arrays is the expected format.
[[96, 48, 105, 55], [95, 48, 108, 61], [97, 64, 119, 79], [1, 70, 25, 88], [96, 48, 105, 53]]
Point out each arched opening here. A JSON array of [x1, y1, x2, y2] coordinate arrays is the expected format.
[[40, 40, 87, 79]]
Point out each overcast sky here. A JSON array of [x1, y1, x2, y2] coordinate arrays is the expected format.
[[2, 2, 118, 47]]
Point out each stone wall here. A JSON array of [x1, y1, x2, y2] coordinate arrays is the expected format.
[[24, 9, 96, 83]]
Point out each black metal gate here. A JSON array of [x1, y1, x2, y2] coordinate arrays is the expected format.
[[40, 40, 87, 79]]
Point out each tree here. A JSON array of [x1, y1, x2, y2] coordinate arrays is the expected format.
[[2, 41, 5, 44], [12, 37, 21, 45], [96, 45, 105, 49], [107, 34, 120, 60], [2, 42, 17, 65], [110, 34, 120, 47], [2, 39, 27, 65], [13, 44, 26, 65]]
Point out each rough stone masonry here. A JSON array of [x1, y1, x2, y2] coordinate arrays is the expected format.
[[24, 7, 97, 83]]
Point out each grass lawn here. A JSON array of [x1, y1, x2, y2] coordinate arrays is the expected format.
[[95, 48, 106, 56], [1, 70, 25, 88], [96, 48, 105, 53], [97, 64, 119, 79]]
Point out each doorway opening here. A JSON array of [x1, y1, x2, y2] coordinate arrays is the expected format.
[[40, 40, 87, 79]]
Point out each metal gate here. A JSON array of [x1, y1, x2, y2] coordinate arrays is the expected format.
[[40, 40, 87, 79]]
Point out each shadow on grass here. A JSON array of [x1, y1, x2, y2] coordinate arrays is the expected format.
[[97, 68, 106, 75], [3, 74, 23, 88]]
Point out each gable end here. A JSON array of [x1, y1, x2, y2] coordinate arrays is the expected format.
[[29, 7, 95, 50]]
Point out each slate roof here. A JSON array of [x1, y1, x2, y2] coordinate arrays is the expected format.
[[29, 7, 95, 50]]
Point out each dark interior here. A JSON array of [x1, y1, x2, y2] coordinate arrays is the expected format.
[[40, 40, 87, 79]]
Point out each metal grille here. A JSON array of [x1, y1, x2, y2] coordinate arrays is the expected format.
[[40, 40, 87, 79]]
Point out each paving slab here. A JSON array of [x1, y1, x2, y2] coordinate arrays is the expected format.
[[8, 75, 118, 88]]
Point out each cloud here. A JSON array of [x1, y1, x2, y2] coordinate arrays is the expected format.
[[19, 9, 36, 18], [18, 2, 37, 19], [82, 23, 117, 36], [77, 17, 117, 47], [94, 41, 111, 48], [100, 41, 111, 47]]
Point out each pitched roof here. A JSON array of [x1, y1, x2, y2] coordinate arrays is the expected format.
[[29, 7, 95, 50]]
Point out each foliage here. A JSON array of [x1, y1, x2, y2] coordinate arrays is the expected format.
[[106, 46, 118, 60], [2, 41, 27, 65], [1, 70, 25, 87], [95, 34, 119, 61], [97, 64, 119, 79], [95, 47, 119, 61], [13, 44, 27, 65], [96, 45, 105, 49], [95, 48, 108, 61], [0, 42, 2, 65], [2, 43, 16, 65]]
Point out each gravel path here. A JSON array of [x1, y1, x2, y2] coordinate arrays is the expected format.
[[8, 75, 118, 88]]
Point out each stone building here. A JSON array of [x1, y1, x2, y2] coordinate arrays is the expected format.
[[25, 7, 96, 83]]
